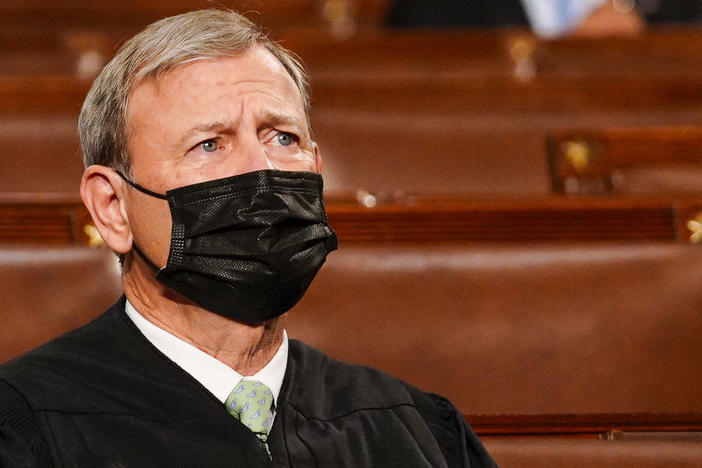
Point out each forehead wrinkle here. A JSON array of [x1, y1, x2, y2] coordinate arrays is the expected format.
[[229, 73, 304, 107], [230, 87, 308, 136], [191, 118, 241, 134], [257, 109, 311, 142], [257, 110, 301, 127]]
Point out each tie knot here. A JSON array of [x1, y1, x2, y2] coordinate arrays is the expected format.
[[225, 380, 274, 438]]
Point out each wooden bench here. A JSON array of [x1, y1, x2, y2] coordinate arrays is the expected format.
[[0, 244, 121, 363], [287, 242, 702, 417], [2, 207, 701, 466], [483, 433, 702, 468], [0, 0, 388, 41], [286, 241, 702, 468], [3, 105, 701, 203], [8, 69, 702, 114], [4, 28, 702, 199], [0, 114, 84, 195], [549, 125, 702, 195], [0, 76, 89, 114], [312, 106, 702, 197], [6, 194, 702, 245], [4, 208, 701, 422], [6, 25, 702, 106]]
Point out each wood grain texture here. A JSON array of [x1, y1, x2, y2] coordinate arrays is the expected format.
[[4, 194, 702, 244], [468, 413, 702, 436]]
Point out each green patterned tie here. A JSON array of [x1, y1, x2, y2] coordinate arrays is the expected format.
[[225, 380, 274, 452]]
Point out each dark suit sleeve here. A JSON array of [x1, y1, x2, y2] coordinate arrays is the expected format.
[[0, 379, 52, 467], [386, 0, 528, 29], [409, 388, 498, 468]]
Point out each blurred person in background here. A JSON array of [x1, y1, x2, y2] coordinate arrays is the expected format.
[[387, 0, 702, 37]]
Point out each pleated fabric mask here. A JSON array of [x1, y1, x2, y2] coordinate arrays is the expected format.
[[119, 169, 338, 323]]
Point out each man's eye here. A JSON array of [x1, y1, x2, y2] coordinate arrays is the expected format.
[[275, 132, 295, 147], [200, 140, 218, 152]]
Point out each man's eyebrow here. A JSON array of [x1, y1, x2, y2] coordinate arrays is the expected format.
[[187, 120, 238, 135], [179, 112, 308, 146], [258, 110, 304, 129], [177, 120, 238, 147], [259, 111, 311, 139]]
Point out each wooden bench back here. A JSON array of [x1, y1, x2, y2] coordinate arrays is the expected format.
[[549, 126, 702, 195], [0, 245, 121, 363], [287, 242, 702, 417]]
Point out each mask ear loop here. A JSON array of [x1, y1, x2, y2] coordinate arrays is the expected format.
[[116, 171, 168, 200], [131, 244, 161, 272], [116, 171, 167, 272]]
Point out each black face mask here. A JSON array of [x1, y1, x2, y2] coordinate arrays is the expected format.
[[119, 169, 338, 324]]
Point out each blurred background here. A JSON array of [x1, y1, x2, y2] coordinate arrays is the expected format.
[[2, 1, 702, 466]]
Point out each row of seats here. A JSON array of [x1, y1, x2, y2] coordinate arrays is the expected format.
[[3, 30, 702, 199], [5, 195, 702, 245], [0, 0, 389, 37], [4, 243, 702, 419], [3, 4, 702, 466], [289, 243, 702, 416], [0, 245, 121, 363], [4, 110, 702, 200], [7, 23, 702, 79], [2, 242, 701, 467]]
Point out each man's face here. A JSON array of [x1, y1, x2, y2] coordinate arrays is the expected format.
[[122, 46, 318, 268]]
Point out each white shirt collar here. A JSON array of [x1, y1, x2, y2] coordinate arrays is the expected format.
[[124, 299, 288, 406]]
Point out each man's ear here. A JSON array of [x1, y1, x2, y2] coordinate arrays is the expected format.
[[313, 142, 323, 174], [80, 165, 133, 254]]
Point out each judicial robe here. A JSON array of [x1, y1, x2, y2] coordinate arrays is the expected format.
[[0, 297, 496, 467]]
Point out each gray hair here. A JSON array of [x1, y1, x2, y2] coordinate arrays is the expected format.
[[78, 9, 310, 175]]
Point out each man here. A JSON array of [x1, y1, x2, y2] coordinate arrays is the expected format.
[[0, 9, 496, 467]]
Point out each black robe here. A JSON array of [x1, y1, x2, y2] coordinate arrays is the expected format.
[[0, 297, 496, 467]]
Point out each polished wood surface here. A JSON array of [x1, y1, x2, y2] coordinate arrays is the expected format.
[[0, 245, 121, 363], [0, 195, 91, 245], [0, 76, 89, 113], [326, 196, 682, 242], [470, 413, 702, 437], [549, 126, 702, 195], [5, 194, 702, 245], [288, 243, 702, 428]]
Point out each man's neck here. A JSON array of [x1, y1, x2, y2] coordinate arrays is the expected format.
[[122, 262, 284, 376]]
